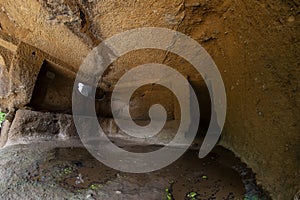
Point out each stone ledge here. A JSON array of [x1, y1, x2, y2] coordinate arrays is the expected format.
[[2, 109, 201, 149]]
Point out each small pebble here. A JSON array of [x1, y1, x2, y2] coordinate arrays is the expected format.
[[287, 16, 295, 22], [115, 190, 122, 194]]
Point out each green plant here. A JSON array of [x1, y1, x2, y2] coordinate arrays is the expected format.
[[63, 166, 73, 175], [0, 112, 6, 127], [165, 188, 173, 200], [186, 191, 198, 200]]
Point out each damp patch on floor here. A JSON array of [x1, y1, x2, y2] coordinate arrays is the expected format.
[[0, 143, 270, 200]]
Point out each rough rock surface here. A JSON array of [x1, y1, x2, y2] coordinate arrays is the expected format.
[[1, 109, 189, 148], [0, 0, 299, 199]]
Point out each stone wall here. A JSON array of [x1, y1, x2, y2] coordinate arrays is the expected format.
[[0, 0, 299, 198]]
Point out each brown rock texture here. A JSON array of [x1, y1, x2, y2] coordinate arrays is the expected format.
[[0, 0, 299, 199]]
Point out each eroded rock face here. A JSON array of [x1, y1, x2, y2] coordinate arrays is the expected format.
[[0, 109, 186, 149], [0, 0, 299, 199]]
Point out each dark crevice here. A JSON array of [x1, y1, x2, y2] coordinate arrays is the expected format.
[[75, 2, 102, 46]]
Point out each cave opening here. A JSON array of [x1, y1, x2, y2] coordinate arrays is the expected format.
[[0, 1, 298, 197]]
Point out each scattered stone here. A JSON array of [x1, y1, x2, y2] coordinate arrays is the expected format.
[[75, 174, 84, 185], [115, 190, 122, 194], [287, 16, 295, 22]]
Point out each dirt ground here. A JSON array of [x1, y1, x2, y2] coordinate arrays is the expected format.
[[0, 141, 269, 200]]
